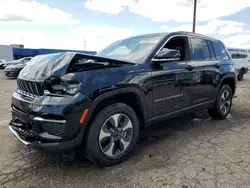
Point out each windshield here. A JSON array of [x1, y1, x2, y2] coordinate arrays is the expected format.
[[97, 34, 165, 64]]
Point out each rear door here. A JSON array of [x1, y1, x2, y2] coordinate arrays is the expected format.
[[187, 37, 222, 105]]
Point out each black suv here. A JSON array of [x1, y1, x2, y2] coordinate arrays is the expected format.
[[9, 32, 237, 166]]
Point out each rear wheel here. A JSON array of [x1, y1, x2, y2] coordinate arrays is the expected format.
[[84, 103, 139, 167], [238, 71, 244, 81], [208, 84, 232, 120]]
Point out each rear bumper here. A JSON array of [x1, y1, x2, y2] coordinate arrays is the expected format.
[[244, 68, 248, 74], [237, 67, 248, 74], [9, 91, 92, 151]]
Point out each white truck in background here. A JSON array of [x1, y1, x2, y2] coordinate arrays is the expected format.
[[248, 49, 250, 69], [228, 48, 249, 81]]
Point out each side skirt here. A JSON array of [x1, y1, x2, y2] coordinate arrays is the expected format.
[[146, 100, 214, 126]]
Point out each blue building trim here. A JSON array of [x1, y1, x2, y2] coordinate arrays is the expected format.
[[13, 48, 96, 57]]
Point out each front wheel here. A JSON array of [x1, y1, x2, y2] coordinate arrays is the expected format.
[[208, 85, 233, 120], [84, 103, 140, 167]]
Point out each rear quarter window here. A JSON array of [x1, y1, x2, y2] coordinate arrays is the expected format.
[[211, 41, 229, 60]]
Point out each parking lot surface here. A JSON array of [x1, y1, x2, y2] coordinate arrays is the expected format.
[[1, 70, 250, 188]]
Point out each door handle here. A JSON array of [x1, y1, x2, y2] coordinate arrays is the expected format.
[[214, 63, 220, 68], [185, 65, 194, 71]]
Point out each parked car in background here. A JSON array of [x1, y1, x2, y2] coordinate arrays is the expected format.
[[0, 59, 7, 69], [4, 57, 32, 68], [9, 32, 237, 166], [4, 63, 27, 78], [228, 48, 248, 81], [4, 57, 32, 78]]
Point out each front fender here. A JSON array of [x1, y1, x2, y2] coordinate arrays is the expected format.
[[90, 87, 148, 123]]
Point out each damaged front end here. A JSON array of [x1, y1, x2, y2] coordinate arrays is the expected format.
[[9, 52, 133, 151]]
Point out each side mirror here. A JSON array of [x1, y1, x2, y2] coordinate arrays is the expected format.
[[153, 49, 181, 62]]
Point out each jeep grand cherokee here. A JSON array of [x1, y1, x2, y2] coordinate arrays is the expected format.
[[9, 32, 237, 166]]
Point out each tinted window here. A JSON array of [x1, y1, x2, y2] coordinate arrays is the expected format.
[[22, 57, 31, 62], [190, 38, 211, 61], [211, 41, 229, 60], [207, 41, 216, 60]]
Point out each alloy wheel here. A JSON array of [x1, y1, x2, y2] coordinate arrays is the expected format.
[[99, 113, 133, 157], [220, 90, 231, 115]]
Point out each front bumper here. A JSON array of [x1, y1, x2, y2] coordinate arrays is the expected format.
[[9, 125, 85, 152], [9, 91, 92, 151], [4, 70, 19, 77]]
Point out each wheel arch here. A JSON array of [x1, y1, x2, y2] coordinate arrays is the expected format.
[[82, 87, 148, 139], [218, 73, 236, 95]]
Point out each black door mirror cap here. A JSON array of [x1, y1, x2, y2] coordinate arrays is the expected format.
[[152, 49, 181, 62]]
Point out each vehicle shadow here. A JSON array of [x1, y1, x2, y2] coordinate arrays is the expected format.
[[3, 108, 246, 186], [30, 109, 212, 168]]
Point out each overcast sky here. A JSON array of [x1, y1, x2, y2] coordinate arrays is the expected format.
[[0, 0, 250, 51]]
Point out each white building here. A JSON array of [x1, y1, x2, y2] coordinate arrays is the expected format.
[[0, 45, 14, 61]]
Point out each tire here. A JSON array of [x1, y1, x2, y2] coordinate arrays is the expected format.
[[238, 71, 244, 81], [208, 84, 233, 120], [84, 103, 140, 167]]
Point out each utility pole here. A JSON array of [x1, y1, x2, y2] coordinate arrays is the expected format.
[[192, 0, 197, 33]]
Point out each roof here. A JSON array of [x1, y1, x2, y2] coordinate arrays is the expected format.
[[170, 31, 218, 40], [227, 47, 249, 51], [121, 31, 218, 41]]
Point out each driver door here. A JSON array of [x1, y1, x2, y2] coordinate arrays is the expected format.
[[151, 36, 196, 118]]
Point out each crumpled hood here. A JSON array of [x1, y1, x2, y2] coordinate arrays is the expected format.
[[18, 52, 134, 82], [18, 52, 74, 82]]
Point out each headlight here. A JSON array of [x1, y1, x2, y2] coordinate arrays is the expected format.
[[50, 83, 80, 95]]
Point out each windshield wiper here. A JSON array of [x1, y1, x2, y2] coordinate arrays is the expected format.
[[68, 53, 136, 72], [75, 53, 136, 65], [69, 62, 120, 72]]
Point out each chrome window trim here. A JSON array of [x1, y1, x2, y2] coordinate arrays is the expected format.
[[152, 58, 181, 62], [151, 33, 223, 62], [152, 34, 188, 61]]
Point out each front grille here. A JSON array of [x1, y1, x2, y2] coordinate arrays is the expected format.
[[10, 117, 37, 139], [17, 79, 44, 97], [40, 122, 65, 137], [12, 126, 37, 138]]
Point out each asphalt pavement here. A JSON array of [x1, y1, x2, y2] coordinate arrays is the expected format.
[[1, 70, 250, 188]]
